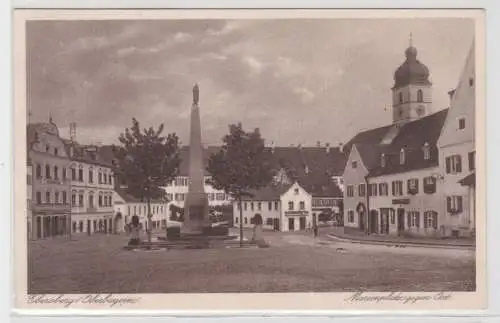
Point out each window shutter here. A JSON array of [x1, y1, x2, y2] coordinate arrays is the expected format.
[[457, 155, 462, 173], [416, 213, 420, 228], [446, 157, 451, 173], [446, 197, 451, 213]]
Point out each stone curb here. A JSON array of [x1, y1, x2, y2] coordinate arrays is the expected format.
[[326, 234, 475, 250]]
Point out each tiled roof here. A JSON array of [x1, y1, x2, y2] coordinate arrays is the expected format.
[[346, 109, 449, 177], [241, 183, 292, 201], [63, 141, 114, 168], [115, 188, 168, 204]]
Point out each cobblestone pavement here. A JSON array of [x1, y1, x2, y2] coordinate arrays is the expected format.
[[28, 230, 476, 294]]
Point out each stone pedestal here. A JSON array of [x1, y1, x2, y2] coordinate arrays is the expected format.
[[181, 192, 211, 235]]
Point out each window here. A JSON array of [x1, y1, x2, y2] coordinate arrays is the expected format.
[[36, 164, 42, 179], [288, 201, 294, 210], [407, 211, 420, 228], [268, 202, 272, 211], [346, 185, 354, 197], [400, 149, 406, 165], [103, 173, 107, 184], [79, 193, 83, 206], [73, 222, 77, 233], [447, 196, 463, 214], [378, 183, 389, 196], [294, 188, 299, 195], [469, 151, 476, 171], [258, 202, 262, 211], [79, 221, 83, 232], [99, 195, 103, 207], [89, 194, 94, 208], [423, 176, 437, 194], [407, 179, 419, 195], [78, 168, 83, 182], [109, 175, 113, 186], [347, 210, 354, 223], [54, 191, 59, 203], [62, 191, 67, 204], [274, 201, 279, 210], [458, 118, 466, 130], [45, 144, 50, 152], [423, 142, 430, 160], [399, 92, 403, 104], [36, 191, 41, 204], [27, 173, 32, 185], [445, 155, 462, 174], [45, 165, 51, 179], [71, 168, 76, 180], [351, 161, 357, 169], [244, 217, 248, 224], [469, 77, 474, 87], [381, 154, 386, 168], [299, 201, 305, 210], [358, 184, 366, 197], [417, 89, 423, 102], [53, 166, 59, 180], [390, 209, 395, 224], [71, 192, 76, 206], [250, 202, 254, 211], [424, 211, 438, 229], [54, 148, 58, 156], [392, 181, 403, 196], [235, 217, 238, 224], [45, 191, 50, 203], [62, 168, 67, 181], [89, 170, 94, 183], [244, 202, 247, 211], [368, 183, 377, 196]]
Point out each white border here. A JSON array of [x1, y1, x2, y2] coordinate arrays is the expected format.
[[4, 0, 500, 321]]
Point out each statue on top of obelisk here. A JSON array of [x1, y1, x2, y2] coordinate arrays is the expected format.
[[180, 83, 211, 236]]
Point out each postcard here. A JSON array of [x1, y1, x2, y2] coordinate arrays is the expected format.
[[13, 8, 486, 313]]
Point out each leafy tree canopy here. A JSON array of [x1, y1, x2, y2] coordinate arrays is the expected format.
[[113, 118, 181, 202]]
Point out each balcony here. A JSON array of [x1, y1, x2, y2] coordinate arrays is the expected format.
[[33, 203, 70, 214]]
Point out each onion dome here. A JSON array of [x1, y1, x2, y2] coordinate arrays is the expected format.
[[393, 45, 431, 89]]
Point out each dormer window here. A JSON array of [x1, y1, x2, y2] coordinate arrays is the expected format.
[[381, 154, 386, 168], [400, 149, 406, 165], [423, 142, 430, 160]]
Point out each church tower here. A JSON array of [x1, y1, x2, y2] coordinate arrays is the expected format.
[[392, 35, 432, 124]]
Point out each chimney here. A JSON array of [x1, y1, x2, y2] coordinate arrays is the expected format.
[[270, 141, 276, 153], [338, 142, 343, 153], [325, 142, 330, 154], [448, 89, 456, 106]]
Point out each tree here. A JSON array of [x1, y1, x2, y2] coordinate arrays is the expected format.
[[207, 123, 273, 246], [113, 118, 181, 244]]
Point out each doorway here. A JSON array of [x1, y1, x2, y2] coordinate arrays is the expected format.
[[36, 217, 41, 239], [299, 217, 306, 230], [288, 218, 295, 231], [273, 218, 280, 231], [370, 210, 378, 234], [380, 210, 389, 234], [397, 208, 405, 235], [87, 220, 91, 235]]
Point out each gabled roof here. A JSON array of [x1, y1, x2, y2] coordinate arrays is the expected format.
[[241, 183, 292, 201], [345, 109, 449, 177]]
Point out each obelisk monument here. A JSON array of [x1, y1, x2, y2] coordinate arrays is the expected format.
[[181, 84, 210, 235]]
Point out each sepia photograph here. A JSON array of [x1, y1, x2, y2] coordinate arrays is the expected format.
[[14, 9, 485, 311]]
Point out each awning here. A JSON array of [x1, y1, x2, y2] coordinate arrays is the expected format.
[[459, 172, 475, 187]]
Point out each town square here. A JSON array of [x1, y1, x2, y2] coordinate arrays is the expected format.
[[24, 17, 477, 295]]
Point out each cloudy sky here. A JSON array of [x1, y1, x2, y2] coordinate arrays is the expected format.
[[27, 18, 474, 147]]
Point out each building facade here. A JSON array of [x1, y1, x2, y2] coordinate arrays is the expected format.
[[28, 121, 72, 239], [438, 42, 476, 238], [342, 41, 461, 238], [113, 189, 170, 233]]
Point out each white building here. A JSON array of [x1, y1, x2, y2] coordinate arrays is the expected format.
[[113, 189, 170, 232], [64, 142, 116, 235], [437, 41, 476, 238]]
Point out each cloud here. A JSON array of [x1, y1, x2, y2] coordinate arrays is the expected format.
[[27, 18, 474, 147]]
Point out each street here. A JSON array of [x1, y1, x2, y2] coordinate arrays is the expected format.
[[27, 229, 475, 294]]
